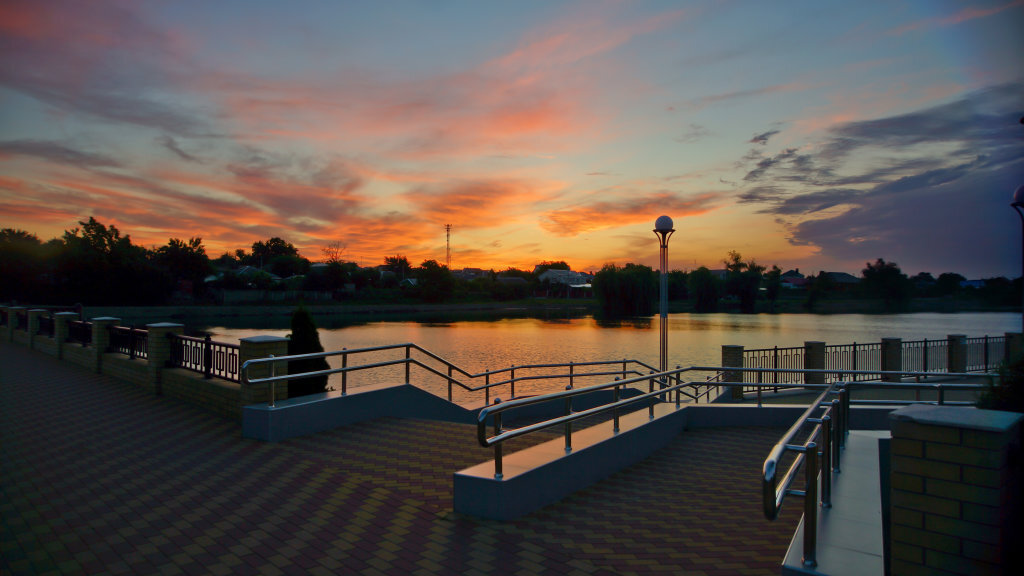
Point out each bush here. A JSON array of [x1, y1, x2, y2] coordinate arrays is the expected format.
[[978, 356, 1024, 413], [287, 305, 331, 396]]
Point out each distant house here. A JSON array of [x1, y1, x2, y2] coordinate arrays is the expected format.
[[781, 269, 807, 290], [453, 268, 486, 281], [538, 269, 593, 286]]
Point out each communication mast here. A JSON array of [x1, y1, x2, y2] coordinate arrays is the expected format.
[[445, 224, 452, 269]]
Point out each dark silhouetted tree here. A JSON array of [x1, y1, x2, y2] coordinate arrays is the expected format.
[[687, 267, 722, 312], [724, 251, 765, 313], [764, 265, 782, 311], [861, 258, 910, 310], [415, 259, 455, 303], [593, 263, 657, 316]]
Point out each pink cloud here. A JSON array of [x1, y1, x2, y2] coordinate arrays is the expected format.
[[541, 191, 721, 237], [888, 0, 1024, 36]]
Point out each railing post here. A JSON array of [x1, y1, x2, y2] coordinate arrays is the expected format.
[[921, 338, 928, 374], [405, 345, 411, 384], [341, 348, 348, 395], [983, 335, 989, 369], [851, 342, 857, 379], [485, 371, 490, 405], [675, 365, 681, 408], [448, 365, 453, 402], [803, 442, 818, 569], [569, 361, 574, 389], [831, 399, 841, 473], [821, 417, 832, 509], [757, 370, 763, 408], [773, 346, 779, 387], [622, 358, 627, 381], [269, 354, 276, 408], [510, 365, 516, 399], [613, 378, 621, 432], [839, 388, 849, 447], [564, 384, 573, 453], [493, 402, 503, 479], [203, 334, 213, 379], [649, 370, 656, 419]]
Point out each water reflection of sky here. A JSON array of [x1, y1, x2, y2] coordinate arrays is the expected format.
[[203, 312, 1018, 403]]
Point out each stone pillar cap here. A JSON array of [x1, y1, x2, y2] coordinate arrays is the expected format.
[[890, 404, 1022, 432]]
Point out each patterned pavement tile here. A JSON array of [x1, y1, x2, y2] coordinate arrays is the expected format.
[[2, 341, 801, 575]]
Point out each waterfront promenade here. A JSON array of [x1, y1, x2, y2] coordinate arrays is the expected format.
[[1, 341, 801, 575]]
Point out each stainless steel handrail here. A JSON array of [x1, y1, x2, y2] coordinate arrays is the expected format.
[[241, 343, 660, 403], [761, 372, 993, 568]]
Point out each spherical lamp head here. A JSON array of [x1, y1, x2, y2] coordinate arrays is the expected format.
[[654, 215, 674, 233], [1013, 185, 1024, 208]]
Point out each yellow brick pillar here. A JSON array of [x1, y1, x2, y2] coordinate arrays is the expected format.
[[145, 323, 184, 395], [947, 334, 967, 374], [239, 335, 289, 406], [90, 317, 120, 374], [1005, 332, 1022, 363], [53, 312, 78, 359], [6, 306, 25, 343], [804, 341, 826, 388], [882, 338, 903, 382], [27, 309, 46, 350], [722, 345, 744, 400], [889, 405, 1022, 575]]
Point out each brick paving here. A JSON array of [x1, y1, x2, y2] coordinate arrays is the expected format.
[[1, 342, 801, 575]]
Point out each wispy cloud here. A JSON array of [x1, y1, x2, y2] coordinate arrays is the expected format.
[[0, 139, 122, 168], [888, 0, 1024, 36], [541, 191, 720, 237]]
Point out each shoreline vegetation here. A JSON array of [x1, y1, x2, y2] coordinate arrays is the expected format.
[[83, 294, 1018, 328]]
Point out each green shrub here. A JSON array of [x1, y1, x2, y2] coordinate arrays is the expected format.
[[978, 356, 1024, 413]]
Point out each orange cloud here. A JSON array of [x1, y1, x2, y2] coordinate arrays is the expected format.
[[888, 0, 1024, 35], [541, 192, 721, 237]]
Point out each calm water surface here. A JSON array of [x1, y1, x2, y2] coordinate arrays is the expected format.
[[203, 312, 1017, 402]]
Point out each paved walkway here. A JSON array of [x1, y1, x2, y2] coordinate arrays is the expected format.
[[1, 342, 800, 575]]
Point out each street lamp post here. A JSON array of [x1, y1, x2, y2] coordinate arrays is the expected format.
[[1012, 186, 1024, 335], [654, 215, 675, 376]]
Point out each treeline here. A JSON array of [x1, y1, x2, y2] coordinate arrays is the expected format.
[[594, 252, 1020, 316], [0, 218, 574, 306]]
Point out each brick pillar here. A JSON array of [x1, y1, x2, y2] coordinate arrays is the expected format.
[[804, 341, 826, 388], [53, 312, 78, 359], [91, 317, 120, 374], [882, 338, 903, 382], [1005, 332, 1022, 363], [145, 323, 184, 395], [239, 335, 289, 406], [6, 306, 25, 342], [27, 309, 46, 349], [722, 345, 744, 400], [947, 334, 967, 374], [889, 405, 1022, 575]]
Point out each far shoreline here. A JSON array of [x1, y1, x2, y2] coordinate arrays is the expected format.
[[81, 295, 1018, 327]]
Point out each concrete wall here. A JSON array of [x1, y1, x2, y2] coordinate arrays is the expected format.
[[163, 369, 241, 420]]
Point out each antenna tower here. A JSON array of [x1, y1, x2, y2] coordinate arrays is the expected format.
[[445, 224, 452, 269]]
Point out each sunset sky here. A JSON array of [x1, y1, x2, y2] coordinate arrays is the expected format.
[[1, 0, 1022, 278]]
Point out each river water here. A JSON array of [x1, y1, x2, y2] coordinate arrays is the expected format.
[[199, 311, 1018, 403]]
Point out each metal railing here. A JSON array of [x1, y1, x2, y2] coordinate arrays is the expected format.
[[67, 320, 92, 346], [37, 315, 55, 338], [967, 335, 1004, 372], [169, 334, 240, 382], [743, 346, 804, 390], [825, 341, 883, 382], [761, 369, 992, 569], [108, 326, 148, 359], [241, 343, 662, 408]]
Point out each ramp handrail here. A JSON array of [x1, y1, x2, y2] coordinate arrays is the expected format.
[[761, 371, 994, 569], [240, 342, 660, 406]]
